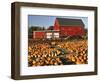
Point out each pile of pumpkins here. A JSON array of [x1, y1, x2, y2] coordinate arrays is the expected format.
[[56, 40, 88, 64], [28, 39, 88, 66], [28, 43, 63, 66]]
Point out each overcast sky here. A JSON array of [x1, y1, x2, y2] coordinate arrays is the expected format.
[[28, 15, 88, 29]]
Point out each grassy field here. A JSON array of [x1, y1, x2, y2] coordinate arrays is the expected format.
[[28, 38, 88, 67]]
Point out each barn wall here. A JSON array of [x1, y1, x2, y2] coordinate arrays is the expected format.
[[60, 26, 85, 37], [54, 19, 60, 30], [33, 31, 46, 39]]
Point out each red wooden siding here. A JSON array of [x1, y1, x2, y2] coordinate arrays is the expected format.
[[54, 19, 60, 30], [60, 26, 85, 37], [33, 31, 45, 39]]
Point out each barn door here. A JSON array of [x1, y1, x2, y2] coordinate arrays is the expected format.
[[46, 33, 52, 39], [54, 33, 59, 38]]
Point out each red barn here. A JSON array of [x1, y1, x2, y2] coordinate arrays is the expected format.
[[33, 30, 59, 39], [54, 18, 85, 37], [32, 18, 85, 39]]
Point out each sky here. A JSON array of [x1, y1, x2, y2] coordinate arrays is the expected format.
[[28, 15, 88, 29]]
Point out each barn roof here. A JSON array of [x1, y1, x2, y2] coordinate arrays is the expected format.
[[56, 18, 84, 27], [48, 26, 54, 30]]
